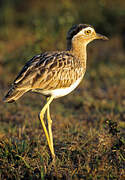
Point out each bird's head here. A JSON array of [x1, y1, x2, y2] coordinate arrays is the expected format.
[[67, 24, 108, 50]]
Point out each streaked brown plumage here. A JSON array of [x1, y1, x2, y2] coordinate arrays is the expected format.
[[3, 24, 108, 159], [4, 51, 86, 101]]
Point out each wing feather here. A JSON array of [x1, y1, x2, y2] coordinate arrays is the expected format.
[[12, 51, 83, 92]]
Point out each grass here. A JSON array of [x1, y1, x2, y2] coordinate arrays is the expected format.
[[0, 38, 125, 179], [0, 1, 125, 179]]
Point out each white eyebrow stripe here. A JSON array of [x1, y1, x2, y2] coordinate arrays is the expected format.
[[74, 27, 94, 37]]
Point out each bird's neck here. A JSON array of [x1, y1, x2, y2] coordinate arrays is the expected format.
[[69, 39, 87, 66]]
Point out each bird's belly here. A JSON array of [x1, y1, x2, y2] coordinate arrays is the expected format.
[[40, 76, 83, 98]]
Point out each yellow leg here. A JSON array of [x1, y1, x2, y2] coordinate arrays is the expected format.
[[39, 96, 54, 158], [47, 103, 55, 158]]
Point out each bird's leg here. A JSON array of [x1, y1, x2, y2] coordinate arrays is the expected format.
[[47, 103, 55, 159], [39, 96, 54, 158]]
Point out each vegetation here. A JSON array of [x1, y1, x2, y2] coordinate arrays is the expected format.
[[0, 0, 125, 179]]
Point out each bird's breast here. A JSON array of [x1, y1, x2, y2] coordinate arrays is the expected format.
[[39, 75, 84, 98]]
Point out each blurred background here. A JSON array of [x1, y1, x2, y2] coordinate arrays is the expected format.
[[0, 0, 125, 178], [0, 0, 125, 82], [0, 0, 125, 117], [0, 0, 125, 68]]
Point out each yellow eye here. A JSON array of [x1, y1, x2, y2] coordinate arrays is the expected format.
[[85, 30, 91, 35]]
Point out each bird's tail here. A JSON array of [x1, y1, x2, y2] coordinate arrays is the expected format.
[[3, 86, 26, 103]]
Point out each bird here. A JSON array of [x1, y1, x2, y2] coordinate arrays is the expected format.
[[3, 24, 108, 159]]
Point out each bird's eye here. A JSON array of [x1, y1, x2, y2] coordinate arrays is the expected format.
[[85, 30, 91, 35]]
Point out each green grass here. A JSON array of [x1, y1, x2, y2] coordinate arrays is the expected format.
[[0, 41, 124, 179], [0, 0, 125, 179]]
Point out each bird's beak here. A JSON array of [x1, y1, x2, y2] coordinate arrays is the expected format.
[[96, 33, 109, 40]]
